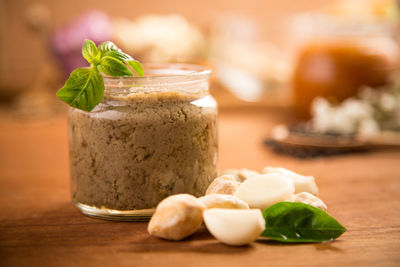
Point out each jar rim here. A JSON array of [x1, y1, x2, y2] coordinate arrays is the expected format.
[[103, 63, 211, 94], [103, 63, 211, 82]]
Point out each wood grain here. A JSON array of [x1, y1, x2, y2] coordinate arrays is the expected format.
[[1, 108, 400, 267]]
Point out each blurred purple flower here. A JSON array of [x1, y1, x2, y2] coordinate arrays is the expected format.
[[51, 10, 112, 76]]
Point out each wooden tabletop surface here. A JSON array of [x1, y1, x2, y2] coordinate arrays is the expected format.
[[1, 107, 399, 267]]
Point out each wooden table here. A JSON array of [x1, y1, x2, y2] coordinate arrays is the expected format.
[[1, 108, 399, 267]]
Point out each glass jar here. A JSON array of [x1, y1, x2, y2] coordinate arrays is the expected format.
[[68, 63, 218, 221]]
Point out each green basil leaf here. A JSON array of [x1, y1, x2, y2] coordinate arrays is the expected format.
[[261, 202, 346, 243], [81, 39, 99, 63], [97, 41, 143, 77], [97, 41, 119, 52], [97, 56, 133, 77], [126, 60, 144, 77], [57, 39, 144, 112], [56, 68, 104, 112], [102, 50, 133, 61]]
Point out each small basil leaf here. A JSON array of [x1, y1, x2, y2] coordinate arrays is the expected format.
[[126, 60, 144, 77], [57, 39, 144, 112], [97, 41, 143, 77], [97, 56, 133, 77], [103, 50, 133, 62], [56, 68, 104, 112], [261, 202, 346, 243], [82, 39, 99, 63], [97, 41, 119, 52]]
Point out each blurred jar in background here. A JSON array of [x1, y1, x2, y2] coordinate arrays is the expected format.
[[208, 13, 290, 104], [291, 0, 400, 119]]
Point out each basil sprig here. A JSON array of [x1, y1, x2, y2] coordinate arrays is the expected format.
[[261, 202, 346, 243], [56, 39, 143, 111]]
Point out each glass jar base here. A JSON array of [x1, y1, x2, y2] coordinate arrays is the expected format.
[[73, 200, 154, 221]]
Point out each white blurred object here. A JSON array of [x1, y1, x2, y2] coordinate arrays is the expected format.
[[214, 60, 263, 101], [113, 15, 205, 63], [310, 74, 400, 137], [209, 14, 290, 102], [311, 97, 376, 135], [311, 97, 378, 136]]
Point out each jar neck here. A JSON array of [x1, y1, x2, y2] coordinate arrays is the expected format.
[[103, 63, 211, 97], [104, 76, 210, 97]]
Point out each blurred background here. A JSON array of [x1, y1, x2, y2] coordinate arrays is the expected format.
[[1, 0, 400, 152]]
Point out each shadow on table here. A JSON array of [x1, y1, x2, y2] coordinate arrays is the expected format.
[[256, 238, 345, 253], [8, 203, 344, 255], [123, 227, 255, 254]]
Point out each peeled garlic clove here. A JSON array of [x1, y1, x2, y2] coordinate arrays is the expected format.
[[220, 168, 259, 182], [199, 194, 249, 210], [203, 208, 265, 246], [237, 168, 260, 182], [262, 167, 319, 195], [148, 194, 205, 241], [220, 169, 241, 182], [286, 192, 328, 211], [234, 174, 295, 210], [206, 175, 239, 195]]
